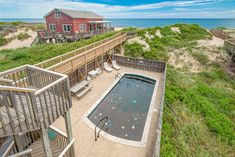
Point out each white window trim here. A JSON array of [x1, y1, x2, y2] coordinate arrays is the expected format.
[[54, 11, 61, 18], [49, 24, 56, 31], [79, 24, 86, 32], [63, 24, 71, 32]]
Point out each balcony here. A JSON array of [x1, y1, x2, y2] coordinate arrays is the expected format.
[[0, 65, 72, 137]]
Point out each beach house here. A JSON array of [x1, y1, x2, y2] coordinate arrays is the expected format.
[[44, 8, 112, 33]]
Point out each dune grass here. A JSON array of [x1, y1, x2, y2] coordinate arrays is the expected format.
[[161, 65, 235, 157], [124, 24, 234, 156], [17, 32, 31, 40], [0, 31, 117, 72], [124, 24, 211, 61]]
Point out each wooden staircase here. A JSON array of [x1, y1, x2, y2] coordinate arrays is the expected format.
[[29, 138, 65, 157], [0, 65, 75, 157]]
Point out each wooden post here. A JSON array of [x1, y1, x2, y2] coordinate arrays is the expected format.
[[14, 134, 23, 152], [64, 110, 75, 157], [41, 127, 52, 157]]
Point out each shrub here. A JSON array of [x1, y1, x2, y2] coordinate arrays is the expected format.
[[17, 32, 31, 40]]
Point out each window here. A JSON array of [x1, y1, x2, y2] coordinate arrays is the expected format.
[[55, 10, 61, 18], [49, 24, 56, 31], [79, 24, 86, 32], [63, 24, 71, 32]]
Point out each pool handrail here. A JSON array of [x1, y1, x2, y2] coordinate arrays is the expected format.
[[94, 116, 109, 141], [115, 73, 122, 79]]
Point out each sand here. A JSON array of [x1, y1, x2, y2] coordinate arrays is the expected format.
[[171, 27, 181, 33], [127, 36, 150, 51], [197, 36, 224, 47], [0, 29, 37, 50], [155, 30, 162, 38]]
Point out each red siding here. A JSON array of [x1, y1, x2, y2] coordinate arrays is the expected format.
[[45, 12, 74, 33], [72, 18, 103, 33], [45, 10, 104, 33]]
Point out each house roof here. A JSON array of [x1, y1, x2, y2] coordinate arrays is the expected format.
[[44, 8, 103, 19]]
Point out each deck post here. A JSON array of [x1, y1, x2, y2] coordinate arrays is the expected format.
[[41, 127, 52, 157], [14, 134, 23, 152], [64, 110, 75, 157]]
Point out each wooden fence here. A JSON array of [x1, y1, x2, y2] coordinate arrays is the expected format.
[[210, 29, 232, 40], [224, 39, 235, 56], [113, 55, 166, 73]]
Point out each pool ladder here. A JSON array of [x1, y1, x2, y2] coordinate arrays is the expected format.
[[95, 116, 109, 141], [115, 73, 122, 79]]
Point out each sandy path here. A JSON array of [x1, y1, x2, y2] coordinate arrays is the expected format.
[[0, 29, 37, 50], [197, 35, 224, 47]]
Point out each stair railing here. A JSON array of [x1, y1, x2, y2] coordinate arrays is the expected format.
[[0, 136, 15, 157], [94, 116, 108, 141]]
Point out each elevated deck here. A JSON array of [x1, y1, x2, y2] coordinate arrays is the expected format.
[[0, 65, 72, 137]]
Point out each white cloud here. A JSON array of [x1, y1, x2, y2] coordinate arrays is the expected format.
[[0, 0, 232, 18]]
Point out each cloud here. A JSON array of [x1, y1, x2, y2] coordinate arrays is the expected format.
[[0, 0, 233, 18]]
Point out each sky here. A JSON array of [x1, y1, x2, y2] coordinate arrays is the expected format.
[[0, 0, 235, 18]]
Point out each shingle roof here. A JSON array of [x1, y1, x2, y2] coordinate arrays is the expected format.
[[44, 8, 103, 19]]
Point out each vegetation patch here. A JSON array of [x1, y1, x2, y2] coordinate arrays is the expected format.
[[124, 24, 211, 62], [123, 24, 234, 156], [17, 32, 31, 40], [0, 31, 117, 71]]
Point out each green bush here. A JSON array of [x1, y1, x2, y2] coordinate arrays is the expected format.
[[17, 32, 31, 40], [0, 36, 8, 46], [124, 42, 144, 58]]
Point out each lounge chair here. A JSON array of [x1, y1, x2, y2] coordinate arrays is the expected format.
[[104, 62, 113, 72], [112, 60, 120, 70], [95, 68, 102, 74]]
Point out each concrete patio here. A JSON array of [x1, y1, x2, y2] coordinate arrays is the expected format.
[[52, 66, 164, 157]]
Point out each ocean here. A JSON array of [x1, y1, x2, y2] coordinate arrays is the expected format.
[[0, 18, 235, 29]]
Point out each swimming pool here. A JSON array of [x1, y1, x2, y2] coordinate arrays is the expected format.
[[84, 73, 159, 147]]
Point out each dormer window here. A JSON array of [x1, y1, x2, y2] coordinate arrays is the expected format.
[[55, 10, 61, 18]]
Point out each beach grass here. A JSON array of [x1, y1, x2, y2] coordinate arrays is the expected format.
[[0, 31, 117, 71], [124, 24, 234, 157]]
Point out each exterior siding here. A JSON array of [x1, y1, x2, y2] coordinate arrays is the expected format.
[[45, 10, 104, 33], [72, 18, 103, 33], [45, 12, 74, 33]]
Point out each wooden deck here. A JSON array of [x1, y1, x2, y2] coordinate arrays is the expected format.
[[0, 65, 72, 137]]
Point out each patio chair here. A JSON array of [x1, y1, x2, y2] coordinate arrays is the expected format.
[[112, 60, 120, 70], [95, 68, 102, 74], [104, 62, 113, 72]]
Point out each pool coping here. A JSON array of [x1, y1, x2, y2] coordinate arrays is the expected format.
[[83, 72, 159, 147]]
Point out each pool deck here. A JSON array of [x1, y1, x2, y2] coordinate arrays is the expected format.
[[52, 66, 164, 157]]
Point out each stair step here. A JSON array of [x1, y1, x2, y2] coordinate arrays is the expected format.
[[28, 139, 64, 157]]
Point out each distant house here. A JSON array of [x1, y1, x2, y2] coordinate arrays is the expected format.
[[44, 8, 112, 33]]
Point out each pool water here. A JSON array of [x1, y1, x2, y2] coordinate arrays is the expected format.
[[88, 74, 156, 141]]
